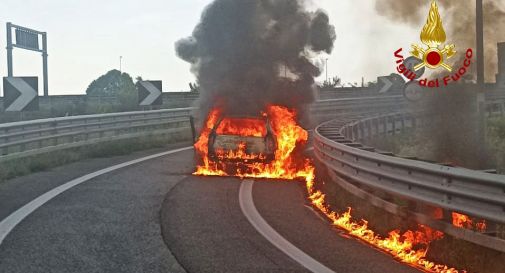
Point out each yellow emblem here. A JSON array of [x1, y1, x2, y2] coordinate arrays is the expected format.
[[411, 0, 456, 72]]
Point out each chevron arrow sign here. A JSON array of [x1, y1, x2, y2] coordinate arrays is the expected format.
[[3, 77, 39, 112], [138, 81, 163, 106]]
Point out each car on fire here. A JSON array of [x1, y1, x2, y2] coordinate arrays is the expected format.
[[207, 115, 277, 164]]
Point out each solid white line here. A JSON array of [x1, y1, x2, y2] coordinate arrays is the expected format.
[[239, 180, 335, 273], [0, 146, 193, 245]]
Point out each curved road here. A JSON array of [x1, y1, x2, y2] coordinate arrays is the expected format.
[[0, 145, 419, 273]]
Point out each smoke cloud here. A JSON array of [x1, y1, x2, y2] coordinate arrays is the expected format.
[[375, 0, 505, 168], [176, 0, 336, 121], [375, 0, 505, 82]]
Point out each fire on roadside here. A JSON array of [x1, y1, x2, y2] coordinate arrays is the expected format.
[[193, 105, 465, 273], [452, 212, 487, 232]]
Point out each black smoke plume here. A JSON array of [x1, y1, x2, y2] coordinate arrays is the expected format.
[[375, 0, 505, 168], [176, 0, 336, 122], [375, 0, 505, 82]]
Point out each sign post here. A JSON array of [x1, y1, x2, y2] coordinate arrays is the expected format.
[[5, 23, 48, 96]]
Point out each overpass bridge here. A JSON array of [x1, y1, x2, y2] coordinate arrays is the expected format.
[[0, 91, 504, 273]]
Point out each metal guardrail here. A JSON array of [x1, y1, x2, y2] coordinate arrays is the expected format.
[[0, 96, 405, 162], [314, 106, 505, 251], [314, 110, 505, 223], [0, 108, 195, 162]]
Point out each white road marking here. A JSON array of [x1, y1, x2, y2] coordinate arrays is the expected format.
[[0, 146, 193, 245], [239, 180, 335, 273]]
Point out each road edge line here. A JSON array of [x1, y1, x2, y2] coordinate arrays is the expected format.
[[239, 180, 335, 273], [0, 146, 193, 245]]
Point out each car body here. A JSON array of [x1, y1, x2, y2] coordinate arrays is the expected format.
[[208, 115, 277, 164]]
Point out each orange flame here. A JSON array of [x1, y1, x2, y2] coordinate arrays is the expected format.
[[452, 212, 487, 232], [194, 105, 315, 181], [193, 105, 465, 272], [216, 117, 267, 137], [215, 142, 267, 161], [307, 185, 466, 273]]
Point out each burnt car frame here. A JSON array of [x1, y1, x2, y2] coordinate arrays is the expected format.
[[207, 115, 277, 164]]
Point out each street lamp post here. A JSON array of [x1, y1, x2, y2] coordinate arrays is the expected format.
[[325, 58, 329, 83], [476, 0, 486, 166], [476, 0, 484, 86]]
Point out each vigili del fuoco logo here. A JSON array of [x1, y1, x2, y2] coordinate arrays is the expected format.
[[394, 0, 474, 88]]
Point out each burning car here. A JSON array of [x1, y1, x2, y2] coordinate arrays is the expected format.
[[193, 105, 312, 179], [207, 115, 277, 163]]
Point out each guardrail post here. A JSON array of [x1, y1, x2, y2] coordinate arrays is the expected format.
[[366, 120, 372, 139], [374, 117, 380, 137], [382, 116, 387, 136], [358, 122, 366, 140], [52, 121, 58, 146], [391, 116, 396, 135]]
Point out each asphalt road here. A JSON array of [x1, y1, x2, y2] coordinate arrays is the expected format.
[[0, 146, 420, 273]]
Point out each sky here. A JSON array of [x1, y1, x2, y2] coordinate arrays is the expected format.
[[0, 0, 419, 95]]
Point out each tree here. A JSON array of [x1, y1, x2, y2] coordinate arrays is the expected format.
[[318, 76, 342, 89], [86, 69, 137, 111], [189, 82, 200, 92]]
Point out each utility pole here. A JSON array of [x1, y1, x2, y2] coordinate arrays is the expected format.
[[325, 58, 329, 83], [476, 0, 484, 86], [119, 56, 123, 73], [42, 32, 48, 96], [476, 0, 486, 165]]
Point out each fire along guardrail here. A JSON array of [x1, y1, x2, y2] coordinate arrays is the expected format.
[[314, 107, 505, 252]]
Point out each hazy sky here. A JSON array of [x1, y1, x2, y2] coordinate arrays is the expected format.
[[0, 0, 418, 95]]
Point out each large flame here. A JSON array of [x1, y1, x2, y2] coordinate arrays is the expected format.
[[194, 105, 315, 180], [193, 105, 465, 272], [216, 117, 267, 137], [306, 184, 468, 273], [421, 0, 447, 48]]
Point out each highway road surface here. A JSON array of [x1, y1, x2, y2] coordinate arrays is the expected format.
[[0, 144, 420, 273]]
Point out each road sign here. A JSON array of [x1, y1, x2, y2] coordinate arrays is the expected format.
[[403, 81, 425, 102], [377, 74, 405, 93], [15, 28, 40, 51], [3, 77, 39, 112], [138, 81, 162, 106], [403, 56, 425, 80], [6, 23, 49, 96]]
